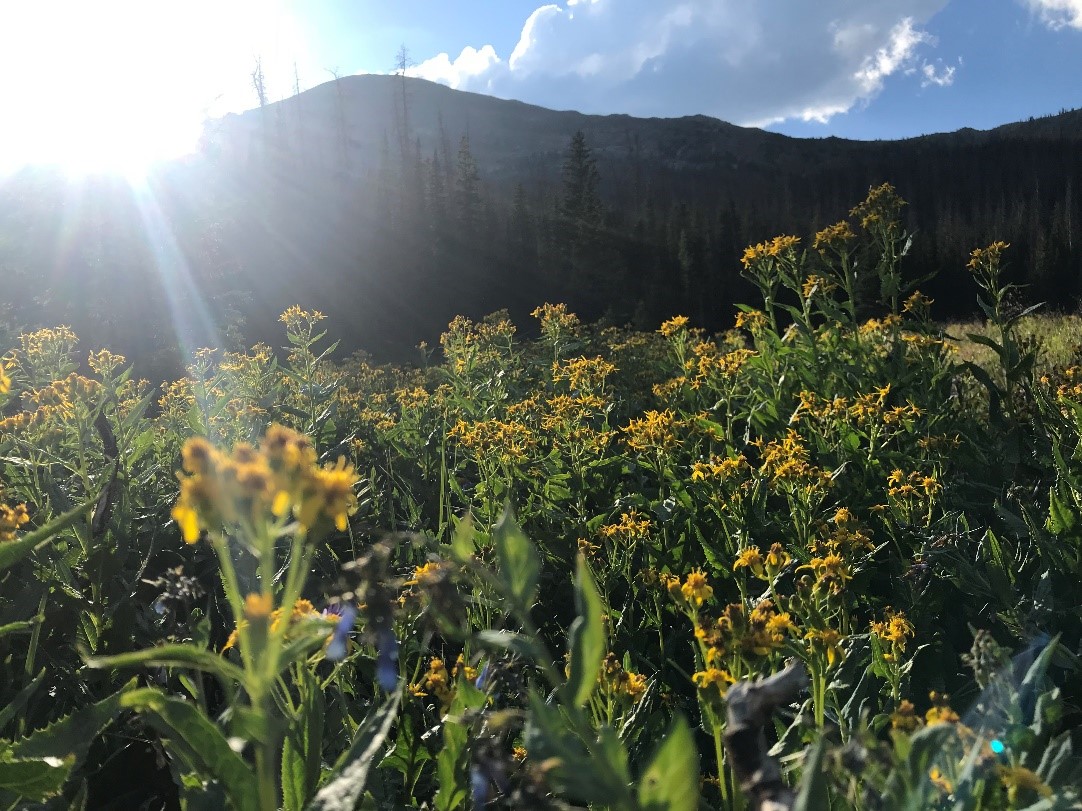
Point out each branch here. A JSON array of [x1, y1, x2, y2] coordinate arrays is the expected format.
[[724, 659, 807, 811]]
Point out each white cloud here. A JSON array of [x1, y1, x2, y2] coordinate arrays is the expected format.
[[921, 60, 956, 87], [1024, 0, 1082, 29], [853, 18, 932, 95], [411, 45, 501, 90], [412, 0, 952, 127]]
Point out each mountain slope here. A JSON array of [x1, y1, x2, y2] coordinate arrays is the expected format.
[[2, 75, 1080, 377]]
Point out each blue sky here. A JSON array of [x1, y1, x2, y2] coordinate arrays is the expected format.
[[301, 0, 1082, 140], [0, 0, 1080, 172]]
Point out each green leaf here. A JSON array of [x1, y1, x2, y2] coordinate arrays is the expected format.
[[283, 667, 326, 811], [433, 683, 485, 811], [121, 688, 258, 811], [793, 738, 830, 811], [86, 644, 248, 691], [492, 503, 541, 610], [0, 750, 74, 801], [0, 618, 39, 640], [473, 630, 545, 663], [1046, 487, 1076, 535], [12, 680, 134, 763], [0, 498, 95, 573], [637, 715, 699, 811], [563, 555, 606, 708], [0, 670, 45, 734], [0, 680, 135, 802], [450, 512, 476, 562], [307, 685, 401, 811]]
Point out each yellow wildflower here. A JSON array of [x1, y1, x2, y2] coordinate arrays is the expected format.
[[659, 316, 690, 338], [244, 592, 274, 620], [681, 569, 713, 607], [804, 627, 844, 667], [732, 547, 766, 579]]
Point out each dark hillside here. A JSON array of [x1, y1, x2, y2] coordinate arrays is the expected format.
[[2, 75, 1080, 376]]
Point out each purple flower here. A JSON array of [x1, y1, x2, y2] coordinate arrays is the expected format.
[[375, 626, 399, 690], [326, 604, 357, 661], [470, 765, 490, 807], [475, 663, 491, 690]]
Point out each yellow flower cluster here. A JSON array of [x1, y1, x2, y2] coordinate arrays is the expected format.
[[450, 418, 537, 463], [0, 364, 10, 395], [552, 356, 617, 392], [1050, 366, 1082, 399], [172, 425, 359, 543], [0, 499, 30, 543], [740, 235, 800, 268], [598, 509, 653, 542], [753, 430, 831, 489], [887, 469, 942, 501], [871, 608, 914, 662], [902, 290, 934, 314], [803, 627, 844, 667], [813, 221, 855, 252], [599, 653, 648, 702], [411, 654, 478, 707], [812, 507, 874, 557], [859, 315, 903, 336], [694, 599, 796, 664], [801, 274, 837, 300], [25, 373, 102, 409], [734, 309, 768, 333], [799, 552, 853, 597], [623, 409, 683, 454], [278, 306, 326, 330], [690, 454, 749, 482], [966, 240, 1010, 272], [531, 302, 580, 337], [925, 691, 960, 726], [18, 326, 79, 374], [850, 182, 906, 229], [87, 349, 127, 378], [732, 543, 792, 580], [658, 315, 690, 338], [222, 597, 324, 652]]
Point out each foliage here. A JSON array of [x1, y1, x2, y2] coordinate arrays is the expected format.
[[0, 187, 1081, 809]]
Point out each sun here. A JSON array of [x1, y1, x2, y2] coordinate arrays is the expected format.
[[0, 1, 307, 179]]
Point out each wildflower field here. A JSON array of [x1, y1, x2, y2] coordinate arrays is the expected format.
[[1, 185, 1080, 810]]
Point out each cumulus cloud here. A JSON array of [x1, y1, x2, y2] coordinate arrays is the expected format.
[[410, 0, 953, 126], [412, 45, 501, 90], [1024, 0, 1082, 29]]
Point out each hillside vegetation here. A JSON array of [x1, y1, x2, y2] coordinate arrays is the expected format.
[[1, 77, 1080, 378]]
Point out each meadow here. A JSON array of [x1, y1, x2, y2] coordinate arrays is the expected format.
[[0, 184, 1080, 810]]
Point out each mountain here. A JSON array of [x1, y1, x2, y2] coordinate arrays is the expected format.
[[2, 75, 1080, 377]]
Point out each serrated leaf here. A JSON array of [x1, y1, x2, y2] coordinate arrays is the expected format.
[[0, 752, 74, 800], [1046, 488, 1076, 535], [307, 686, 401, 811], [637, 715, 698, 811], [0, 498, 95, 573], [492, 503, 540, 610], [121, 688, 258, 811], [1, 681, 134, 801], [564, 555, 605, 708]]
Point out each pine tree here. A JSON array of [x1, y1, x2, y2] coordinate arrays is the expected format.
[[455, 135, 482, 236]]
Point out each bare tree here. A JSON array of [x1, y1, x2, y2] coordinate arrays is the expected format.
[[251, 57, 267, 108]]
